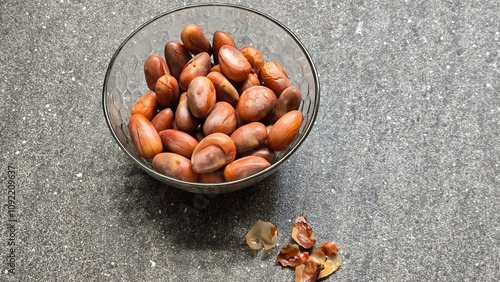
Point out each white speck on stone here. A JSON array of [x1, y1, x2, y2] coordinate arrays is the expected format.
[[486, 83, 491, 88], [22, 116, 26, 120], [46, 104, 50, 108], [387, 116, 392, 120], [355, 21, 364, 35], [53, 191, 57, 195], [150, 260, 156, 267], [15, 151, 20, 155], [71, 77, 75, 81], [158, 210, 161, 214], [110, 262, 115, 266], [3, 270, 8, 274], [76, 173, 83, 178]]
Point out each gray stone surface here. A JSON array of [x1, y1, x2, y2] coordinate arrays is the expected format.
[[1, 0, 498, 281]]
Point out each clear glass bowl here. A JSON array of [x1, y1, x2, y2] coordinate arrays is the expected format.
[[102, 4, 319, 193]]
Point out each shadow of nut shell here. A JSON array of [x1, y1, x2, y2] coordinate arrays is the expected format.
[[130, 90, 158, 121], [128, 114, 163, 159], [260, 62, 291, 97], [179, 52, 211, 90], [212, 30, 236, 65], [151, 108, 174, 133], [152, 152, 198, 182], [267, 110, 303, 151], [230, 122, 268, 153], [206, 71, 239, 107], [159, 129, 199, 159], [223, 156, 270, 181], [180, 23, 212, 55], [203, 101, 238, 136], [164, 41, 192, 80], [236, 86, 277, 123], [240, 46, 264, 75], [144, 53, 170, 91], [191, 133, 236, 174], [155, 74, 180, 108], [187, 76, 216, 118], [175, 92, 202, 133], [274, 86, 302, 120], [218, 45, 252, 82]]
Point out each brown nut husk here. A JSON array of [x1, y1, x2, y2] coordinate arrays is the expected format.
[[144, 53, 170, 91], [191, 133, 236, 174], [230, 122, 268, 154], [223, 156, 270, 181], [180, 23, 212, 55], [294, 259, 321, 282], [236, 85, 277, 123], [218, 45, 252, 82], [128, 114, 163, 159], [267, 110, 302, 151], [130, 90, 158, 121], [151, 108, 174, 132], [159, 129, 199, 159], [277, 244, 310, 267], [212, 30, 236, 65], [240, 45, 264, 75], [245, 220, 279, 250], [260, 61, 291, 97], [152, 152, 198, 182], [164, 41, 192, 80], [274, 86, 302, 120], [206, 71, 239, 107], [310, 242, 342, 279], [179, 52, 211, 90], [155, 74, 180, 108], [174, 92, 202, 133], [186, 76, 216, 118], [291, 215, 316, 249], [203, 101, 237, 136]]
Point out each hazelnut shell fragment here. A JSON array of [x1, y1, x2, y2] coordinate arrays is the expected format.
[[291, 215, 316, 249], [310, 242, 342, 279], [277, 244, 309, 267], [245, 220, 279, 250]]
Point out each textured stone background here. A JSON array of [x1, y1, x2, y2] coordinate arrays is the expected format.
[[1, 0, 498, 281]]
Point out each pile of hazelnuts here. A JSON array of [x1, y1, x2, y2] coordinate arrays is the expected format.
[[128, 23, 303, 183]]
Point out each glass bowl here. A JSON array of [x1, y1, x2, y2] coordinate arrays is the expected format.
[[102, 4, 319, 194]]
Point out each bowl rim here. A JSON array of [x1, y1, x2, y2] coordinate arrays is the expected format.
[[102, 3, 320, 190]]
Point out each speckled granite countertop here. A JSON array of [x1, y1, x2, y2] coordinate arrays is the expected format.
[[1, 1, 498, 281]]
